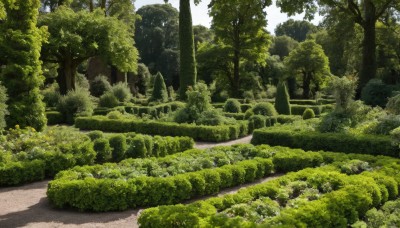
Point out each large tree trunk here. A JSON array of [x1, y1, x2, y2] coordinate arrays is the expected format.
[[358, 0, 377, 97], [57, 56, 77, 95]]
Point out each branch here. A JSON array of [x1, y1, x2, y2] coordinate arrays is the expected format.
[[375, 0, 395, 20]]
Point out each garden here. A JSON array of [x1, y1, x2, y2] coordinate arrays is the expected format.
[[1, 0, 400, 227]]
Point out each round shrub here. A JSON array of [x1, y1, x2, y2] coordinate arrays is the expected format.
[[275, 82, 291, 115], [126, 135, 147, 158], [76, 73, 90, 90], [243, 90, 254, 103], [42, 83, 61, 108], [150, 72, 168, 102], [302, 108, 315, 120], [244, 109, 254, 120], [0, 82, 8, 130], [252, 102, 277, 116], [249, 115, 266, 132], [57, 88, 94, 124], [386, 94, 400, 115], [224, 99, 242, 113], [90, 75, 111, 97], [93, 138, 112, 163], [99, 92, 119, 108], [109, 135, 127, 162], [361, 79, 392, 107], [106, 110, 124, 120], [110, 82, 132, 102], [87, 131, 104, 141]]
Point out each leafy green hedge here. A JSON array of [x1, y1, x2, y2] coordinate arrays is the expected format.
[[47, 145, 324, 211], [75, 116, 249, 142], [138, 154, 400, 227], [251, 128, 399, 157], [125, 102, 185, 117], [46, 111, 64, 125]]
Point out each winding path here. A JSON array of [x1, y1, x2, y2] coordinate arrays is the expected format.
[[0, 135, 278, 228]]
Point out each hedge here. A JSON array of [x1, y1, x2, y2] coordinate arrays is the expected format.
[[251, 128, 399, 157], [125, 102, 185, 117], [46, 111, 64, 125], [75, 116, 249, 142], [47, 145, 324, 211]]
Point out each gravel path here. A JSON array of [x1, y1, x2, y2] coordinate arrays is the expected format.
[[0, 134, 270, 228]]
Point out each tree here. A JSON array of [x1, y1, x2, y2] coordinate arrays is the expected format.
[[193, 25, 214, 51], [0, 0, 47, 130], [275, 81, 291, 115], [39, 7, 138, 94], [276, 0, 400, 94], [269, 35, 299, 60], [151, 72, 168, 102], [209, 0, 272, 97], [275, 19, 317, 42], [285, 39, 330, 99]]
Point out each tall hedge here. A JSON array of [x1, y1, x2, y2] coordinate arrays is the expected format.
[[274, 82, 291, 115], [1, 0, 47, 131], [151, 72, 168, 102], [179, 0, 197, 99]]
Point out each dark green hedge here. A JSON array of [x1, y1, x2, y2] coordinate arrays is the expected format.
[[46, 111, 64, 125], [251, 129, 399, 157], [0, 160, 45, 186], [75, 116, 249, 142], [125, 102, 185, 117]]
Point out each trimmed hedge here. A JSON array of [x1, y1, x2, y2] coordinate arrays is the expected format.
[[46, 111, 64, 125], [252, 128, 399, 157], [125, 102, 184, 117], [75, 116, 249, 142]]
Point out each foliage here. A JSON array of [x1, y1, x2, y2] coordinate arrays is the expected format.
[[109, 135, 127, 162], [252, 102, 278, 117], [90, 75, 111, 97], [42, 83, 61, 108], [275, 82, 291, 115], [275, 19, 317, 42], [224, 99, 242, 113], [57, 88, 94, 124], [151, 72, 169, 102], [328, 76, 357, 112], [93, 138, 112, 163], [110, 82, 132, 103], [302, 108, 315, 120], [196, 109, 236, 126], [98, 92, 119, 108], [0, 82, 8, 130], [361, 79, 392, 108], [1, 0, 47, 131], [269, 35, 298, 60], [386, 94, 400, 115]]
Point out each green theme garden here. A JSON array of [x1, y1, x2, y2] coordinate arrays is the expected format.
[[0, 0, 400, 227]]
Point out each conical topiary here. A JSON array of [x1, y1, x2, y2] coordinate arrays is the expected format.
[[274, 81, 291, 115], [151, 72, 168, 102]]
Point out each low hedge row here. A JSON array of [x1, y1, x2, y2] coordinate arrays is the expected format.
[[75, 116, 249, 142], [248, 115, 302, 132], [46, 111, 64, 125], [138, 155, 400, 227], [251, 128, 399, 157], [125, 102, 185, 117], [47, 145, 324, 211], [291, 104, 333, 116]]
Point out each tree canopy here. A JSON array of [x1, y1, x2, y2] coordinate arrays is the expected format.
[[275, 19, 317, 42]]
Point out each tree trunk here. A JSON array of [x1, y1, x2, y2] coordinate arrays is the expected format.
[[358, 0, 377, 97], [302, 72, 311, 99], [57, 55, 77, 95]]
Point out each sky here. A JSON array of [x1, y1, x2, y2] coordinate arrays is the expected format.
[[134, 0, 323, 34]]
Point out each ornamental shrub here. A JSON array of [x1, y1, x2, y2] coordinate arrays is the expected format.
[[109, 135, 127, 162], [244, 109, 254, 120], [252, 102, 277, 117], [151, 72, 168, 102], [57, 88, 94, 124], [275, 82, 291, 115], [126, 134, 147, 158], [248, 115, 266, 132], [93, 138, 112, 163], [302, 108, 315, 120], [224, 99, 242, 113], [99, 92, 119, 108], [110, 82, 132, 102], [87, 131, 103, 141], [42, 83, 61, 108], [90, 75, 111, 97], [196, 109, 236, 126], [361, 79, 392, 107], [386, 94, 400, 115]]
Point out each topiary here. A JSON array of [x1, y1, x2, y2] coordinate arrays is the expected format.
[[248, 115, 266, 132], [274, 82, 291, 115], [57, 88, 94, 124], [110, 82, 132, 102], [302, 108, 315, 120], [150, 72, 168, 102], [252, 102, 277, 116], [0, 82, 8, 130], [99, 92, 119, 108], [93, 138, 112, 163], [109, 135, 127, 162], [224, 99, 242, 113], [386, 94, 400, 115], [244, 109, 254, 120], [90, 75, 112, 97], [361, 79, 392, 107]]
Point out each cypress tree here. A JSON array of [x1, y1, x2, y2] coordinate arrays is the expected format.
[[1, 0, 47, 130], [179, 0, 197, 100], [151, 72, 169, 102], [274, 81, 291, 115]]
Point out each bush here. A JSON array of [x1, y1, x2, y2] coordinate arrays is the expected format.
[[99, 92, 119, 108], [106, 110, 125, 120], [224, 99, 242, 113], [302, 108, 315, 120], [93, 138, 112, 163], [252, 102, 277, 117], [109, 135, 127, 162], [110, 82, 132, 102], [150, 72, 168, 102], [0, 83, 8, 130], [42, 83, 61, 108], [386, 94, 400, 115], [90, 75, 111, 97], [244, 109, 254, 120], [275, 82, 291, 115], [196, 109, 236, 126], [243, 91, 255, 103], [361, 79, 392, 107], [87, 131, 103, 141], [75, 73, 90, 90], [248, 115, 266, 132], [57, 88, 94, 124], [46, 111, 64, 125]]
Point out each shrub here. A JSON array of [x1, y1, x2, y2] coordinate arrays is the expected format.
[[224, 99, 242, 113], [361, 79, 392, 107], [243, 91, 254, 103], [57, 88, 94, 124], [244, 109, 254, 120], [386, 94, 400, 115], [248, 115, 266, 132], [87, 131, 103, 141], [109, 135, 127, 162], [151, 72, 168, 102], [90, 75, 111, 97], [93, 138, 112, 163], [106, 110, 125, 120], [328, 76, 357, 112], [126, 134, 147, 158], [196, 109, 236, 126], [75, 73, 90, 90], [99, 92, 119, 108], [368, 115, 400, 135], [42, 83, 61, 108], [0, 83, 8, 130], [46, 111, 64, 125], [302, 108, 315, 120], [252, 102, 278, 116], [275, 82, 291, 115], [110, 82, 132, 102]]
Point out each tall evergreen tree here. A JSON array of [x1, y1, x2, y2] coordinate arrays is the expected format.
[[0, 0, 47, 131], [274, 81, 291, 115], [151, 72, 168, 102]]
